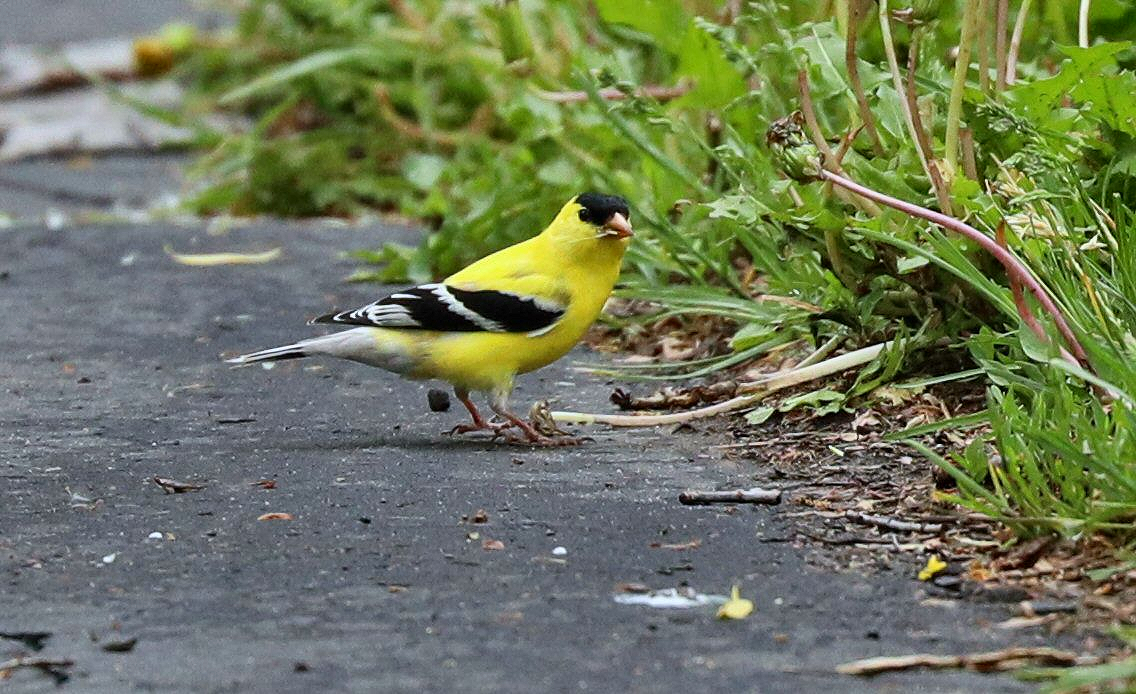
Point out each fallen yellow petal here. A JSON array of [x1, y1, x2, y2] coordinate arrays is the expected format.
[[164, 245, 282, 266], [716, 585, 754, 620], [918, 554, 948, 581]]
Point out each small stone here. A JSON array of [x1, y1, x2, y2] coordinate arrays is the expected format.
[[427, 389, 450, 412], [101, 553, 117, 564], [147, 531, 163, 540], [551, 546, 567, 556]]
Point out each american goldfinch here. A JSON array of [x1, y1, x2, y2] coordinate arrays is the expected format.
[[226, 192, 632, 446]]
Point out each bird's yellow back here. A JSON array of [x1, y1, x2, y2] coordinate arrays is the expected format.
[[419, 197, 630, 390]]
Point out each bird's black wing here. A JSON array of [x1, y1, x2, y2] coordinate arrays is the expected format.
[[311, 283, 566, 334]]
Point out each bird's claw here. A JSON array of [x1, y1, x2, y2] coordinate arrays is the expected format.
[[447, 420, 515, 438]]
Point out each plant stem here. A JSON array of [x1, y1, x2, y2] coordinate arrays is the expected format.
[[536, 84, 691, 104], [796, 70, 882, 218], [1006, 0, 1033, 86], [945, 0, 980, 176], [960, 127, 979, 181], [995, 0, 1010, 91], [878, 0, 934, 186], [905, 31, 952, 213], [976, 0, 992, 93], [844, 0, 885, 155], [818, 169, 1088, 365], [995, 223, 1079, 365], [1078, 0, 1092, 48]]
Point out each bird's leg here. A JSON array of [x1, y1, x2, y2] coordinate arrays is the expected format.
[[449, 387, 515, 438], [490, 392, 585, 447]]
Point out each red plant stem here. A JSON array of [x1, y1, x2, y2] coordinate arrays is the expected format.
[[997, 223, 1079, 365], [818, 169, 1088, 365]]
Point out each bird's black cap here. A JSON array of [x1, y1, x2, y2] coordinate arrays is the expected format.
[[576, 192, 630, 225]]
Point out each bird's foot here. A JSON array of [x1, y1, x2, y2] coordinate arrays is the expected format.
[[448, 420, 515, 438]]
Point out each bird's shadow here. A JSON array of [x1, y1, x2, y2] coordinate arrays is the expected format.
[[265, 431, 524, 454]]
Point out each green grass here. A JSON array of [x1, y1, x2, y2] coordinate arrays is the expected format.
[[171, 1, 1136, 544]]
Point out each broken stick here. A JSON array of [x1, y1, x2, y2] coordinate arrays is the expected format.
[[679, 487, 782, 506], [844, 511, 943, 533], [836, 646, 1089, 676]]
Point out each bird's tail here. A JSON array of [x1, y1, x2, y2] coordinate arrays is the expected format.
[[226, 341, 311, 365], [225, 327, 412, 373]]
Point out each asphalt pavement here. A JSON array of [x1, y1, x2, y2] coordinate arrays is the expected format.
[[0, 4, 1063, 689], [0, 215, 1060, 692]]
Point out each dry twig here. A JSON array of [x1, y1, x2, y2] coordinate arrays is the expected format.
[[845, 511, 943, 533], [679, 487, 782, 505], [837, 647, 1090, 676]]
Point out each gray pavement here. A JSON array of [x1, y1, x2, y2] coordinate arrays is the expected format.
[[0, 1, 219, 44], [0, 153, 185, 220], [0, 216, 1057, 692]]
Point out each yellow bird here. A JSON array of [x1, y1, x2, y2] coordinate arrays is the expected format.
[[226, 193, 633, 446]]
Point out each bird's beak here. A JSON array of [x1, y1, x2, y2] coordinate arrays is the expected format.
[[601, 212, 633, 239]]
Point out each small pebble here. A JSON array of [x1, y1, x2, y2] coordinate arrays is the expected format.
[[101, 553, 117, 564], [147, 531, 163, 540], [427, 389, 451, 412], [551, 546, 567, 556]]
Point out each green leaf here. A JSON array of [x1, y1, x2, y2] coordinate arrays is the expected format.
[[402, 153, 447, 191], [745, 406, 775, 425], [895, 255, 929, 274], [1072, 68, 1136, 136], [1009, 41, 1136, 135], [593, 0, 689, 53], [675, 25, 747, 108], [730, 321, 775, 351], [779, 388, 845, 414], [705, 194, 770, 224], [219, 47, 382, 104]]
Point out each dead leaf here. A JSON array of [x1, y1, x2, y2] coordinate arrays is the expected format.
[[614, 582, 651, 594], [100, 637, 137, 653], [153, 476, 206, 494], [966, 562, 994, 582], [482, 539, 505, 551], [257, 512, 293, 521], [164, 245, 282, 266]]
